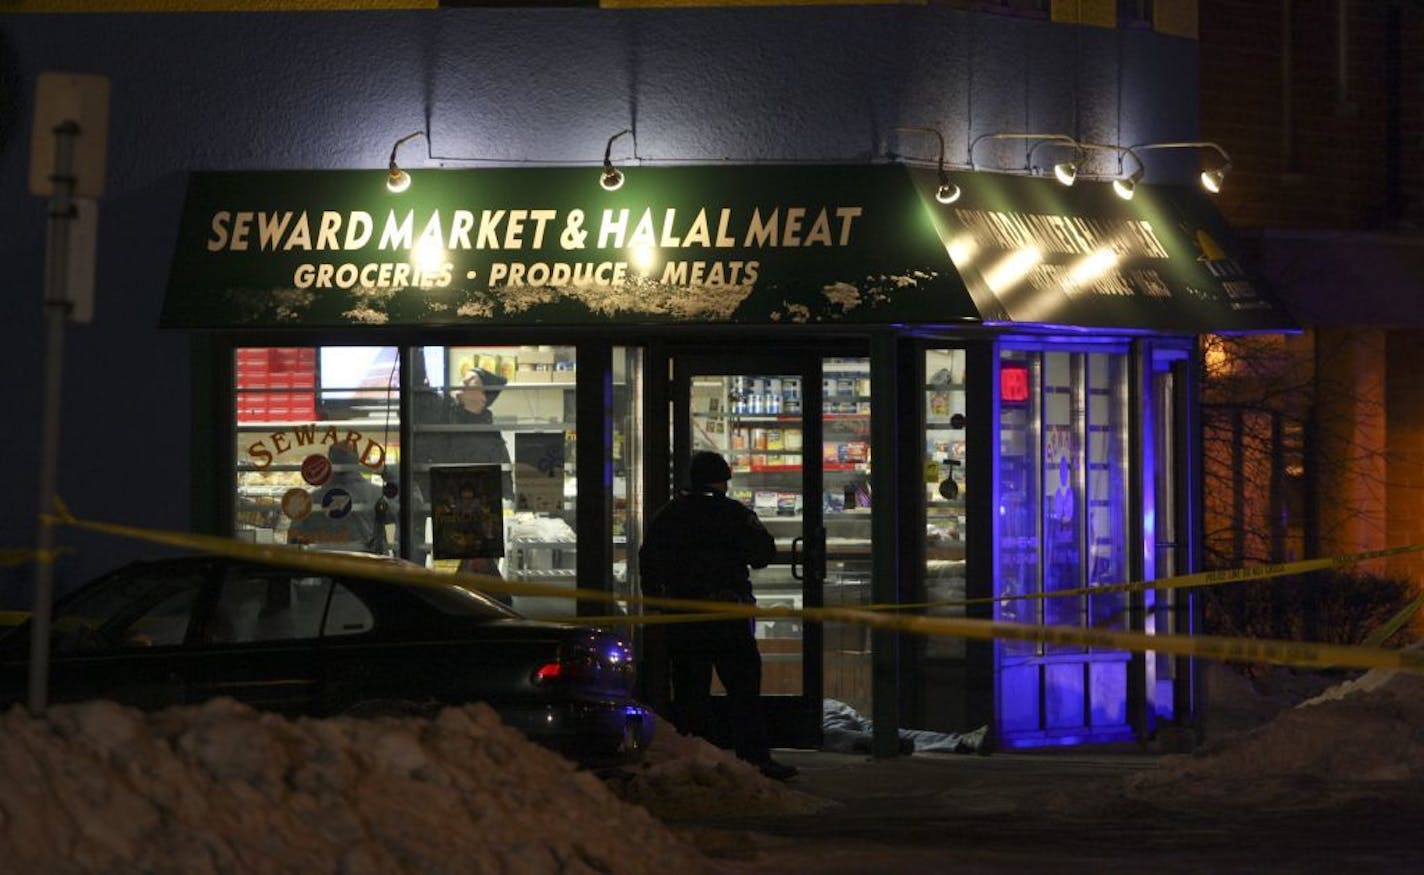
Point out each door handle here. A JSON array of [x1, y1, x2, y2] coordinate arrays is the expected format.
[[791, 536, 804, 581]]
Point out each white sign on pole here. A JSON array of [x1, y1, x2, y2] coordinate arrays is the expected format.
[[64, 199, 99, 323], [28, 72, 110, 199]]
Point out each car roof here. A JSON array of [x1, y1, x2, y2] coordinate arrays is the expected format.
[[103, 552, 522, 618]]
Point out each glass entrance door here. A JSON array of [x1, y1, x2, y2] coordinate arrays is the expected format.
[[671, 352, 876, 747], [995, 347, 1135, 748]]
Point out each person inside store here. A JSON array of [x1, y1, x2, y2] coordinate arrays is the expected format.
[[639, 450, 798, 781], [414, 358, 513, 492], [288, 441, 386, 553], [413, 357, 513, 598]]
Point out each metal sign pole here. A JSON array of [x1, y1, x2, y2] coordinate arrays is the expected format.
[[28, 121, 79, 715]]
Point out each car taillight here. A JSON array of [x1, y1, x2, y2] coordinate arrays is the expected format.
[[532, 657, 606, 686], [536, 631, 637, 689], [533, 661, 565, 684]]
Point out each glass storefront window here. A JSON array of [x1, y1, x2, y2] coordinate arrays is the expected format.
[[689, 367, 810, 697], [232, 344, 586, 616], [613, 347, 642, 607], [996, 349, 1129, 641], [409, 345, 577, 616], [996, 351, 1041, 649], [1042, 351, 1082, 650], [1085, 353, 1128, 632], [823, 356, 872, 712], [996, 346, 1132, 744], [679, 355, 875, 705], [233, 346, 399, 554], [923, 348, 968, 662], [1147, 347, 1190, 721]]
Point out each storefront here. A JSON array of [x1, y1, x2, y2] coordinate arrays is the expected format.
[[160, 161, 1290, 751]]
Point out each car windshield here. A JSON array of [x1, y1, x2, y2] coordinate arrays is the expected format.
[[49, 566, 205, 651], [408, 581, 521, 619]]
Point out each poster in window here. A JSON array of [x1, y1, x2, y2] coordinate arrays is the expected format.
[[430, 464, 504, 560], [514, 432, 566, 513], [1044, 424, 1078, 588]]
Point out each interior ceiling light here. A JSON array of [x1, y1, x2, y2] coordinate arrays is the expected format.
[[1052, 161, 1077, 186], [1130, 141, 1233, 195], [385, 130, 426, 194], [893, 125, 960, 204], [601, 128, 631, 191]]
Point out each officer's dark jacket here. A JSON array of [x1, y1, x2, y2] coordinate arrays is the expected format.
[[639, 489, 776, 603]]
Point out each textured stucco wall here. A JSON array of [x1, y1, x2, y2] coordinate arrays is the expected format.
[[0, 7, 1198, 597]]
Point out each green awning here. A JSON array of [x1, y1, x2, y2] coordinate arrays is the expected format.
[[909, 168, 1295, 333], [161, 164, 1292, 333]]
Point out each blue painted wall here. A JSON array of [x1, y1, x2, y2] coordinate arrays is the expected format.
[[0, 8, 1199, 600]]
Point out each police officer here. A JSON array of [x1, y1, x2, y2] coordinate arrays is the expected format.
[[639, 450, 797, 780]]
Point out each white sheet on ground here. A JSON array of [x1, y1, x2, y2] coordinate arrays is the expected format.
[[822, 698, 986, 754]]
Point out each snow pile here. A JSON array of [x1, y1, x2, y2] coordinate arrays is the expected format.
[[1198, 661, 1345, 737], [605, 715, 834, 821], [0, 698, 707, 875], [1124, 664, 1424, 810]]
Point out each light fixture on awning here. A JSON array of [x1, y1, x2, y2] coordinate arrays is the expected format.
[[1113, 167, 1144, 200], [600, 129, 631, 191], [1131, 141, 1233, 194], [970, 132, 1080, 187], [1074, 141, 1146, 201], [385, 130, 426, 194], [894, 126, 961, 204]]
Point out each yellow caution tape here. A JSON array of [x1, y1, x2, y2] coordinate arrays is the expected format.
[[562, 612, 748, 626], [7, 1, 437, 12], [818, 607, 1424, 674], [44, 500, 1424, 676], [883, 543, 1424, 612], [1361, 592, 1424, 648], [0, 547, 71, 567]]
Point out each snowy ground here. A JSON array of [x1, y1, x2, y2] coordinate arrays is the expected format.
[[2, 658, 1422, 873], [1120, 659, 1424, 811], [0, 698, 826, 874]]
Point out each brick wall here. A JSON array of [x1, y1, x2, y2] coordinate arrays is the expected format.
[[1200, 1, 1400, 231], [1201, 3, 1424, 599], [1386, 330, 1424, 586], [1402, 9, 1424, 229]]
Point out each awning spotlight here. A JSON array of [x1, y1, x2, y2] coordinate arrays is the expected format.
[[893, 126, 962, 205], [1113, 168, 1143, 200], [601, 128, 631, 192], [1130, 141, 1233, 195], [971, 132, 1080, 186], [385, 130, 426, 194]]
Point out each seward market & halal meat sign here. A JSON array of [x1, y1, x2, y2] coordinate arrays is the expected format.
[[162, 164, 978, 329], [161, 164, 1292, 332]]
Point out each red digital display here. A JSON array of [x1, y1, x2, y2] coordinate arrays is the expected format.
[[1000, 363, 1031, 403]]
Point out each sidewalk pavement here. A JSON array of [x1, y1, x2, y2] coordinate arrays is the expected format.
[[681, 748, 1424, 874]]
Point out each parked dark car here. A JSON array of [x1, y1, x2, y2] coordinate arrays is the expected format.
[[0, 554, 652, 763]]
